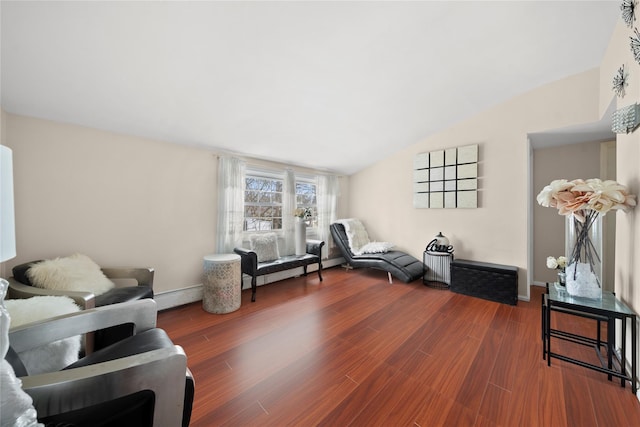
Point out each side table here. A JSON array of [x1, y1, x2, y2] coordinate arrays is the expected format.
[[203, 254, 241, 314], [542, 283, 637, 393], [423, 251, 452, 289]]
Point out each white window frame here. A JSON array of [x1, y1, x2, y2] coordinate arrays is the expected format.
[[243, 169, 284, 232], [243, 168, 319, 234]]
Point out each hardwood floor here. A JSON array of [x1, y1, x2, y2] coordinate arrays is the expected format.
[[157, 266, 640, 426]]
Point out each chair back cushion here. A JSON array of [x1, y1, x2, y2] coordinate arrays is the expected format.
[[11, 261, 42, 286]]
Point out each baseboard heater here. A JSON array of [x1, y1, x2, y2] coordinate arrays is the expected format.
[[450, 259, 518, 306]]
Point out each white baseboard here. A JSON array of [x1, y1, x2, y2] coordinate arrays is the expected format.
[[155, 257, 345, 311], [154, 284, 203, 311]]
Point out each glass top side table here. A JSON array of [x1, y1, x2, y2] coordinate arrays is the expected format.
[[544, 283, 637, 393], [549, 283, 635, 315]]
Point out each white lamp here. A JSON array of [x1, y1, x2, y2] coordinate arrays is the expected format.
[[1, 144, 16, 264], [0, 145, 40, 426]]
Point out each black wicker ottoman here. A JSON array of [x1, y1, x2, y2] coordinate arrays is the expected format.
[[450, 259, 518, 305]]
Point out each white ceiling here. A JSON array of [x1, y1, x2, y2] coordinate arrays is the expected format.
[[0, 1, 620, 175]]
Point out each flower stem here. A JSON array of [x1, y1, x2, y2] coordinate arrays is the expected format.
[[568, 209, 601, 288]]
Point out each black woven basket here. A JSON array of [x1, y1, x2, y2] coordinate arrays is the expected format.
[[450, 259, 518, 306]]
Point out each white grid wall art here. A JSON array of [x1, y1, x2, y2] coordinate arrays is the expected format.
[[413, 144, 478, 209]]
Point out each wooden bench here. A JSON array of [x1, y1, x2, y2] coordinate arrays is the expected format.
[[234, 240, 324, 302]]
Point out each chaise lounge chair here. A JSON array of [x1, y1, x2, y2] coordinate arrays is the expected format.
[[330, 220, 423, 283]]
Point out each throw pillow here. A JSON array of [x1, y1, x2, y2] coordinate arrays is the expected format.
[[355, 241, 395, 255], [26, 253, 115, 296], [249, 233, 280, 262], [5, 296, 81, 375]]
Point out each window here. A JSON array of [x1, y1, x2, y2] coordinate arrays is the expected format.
[[296, 180, 317, 227], [244, 175, 283, 231], [243, 169, 319, 232]]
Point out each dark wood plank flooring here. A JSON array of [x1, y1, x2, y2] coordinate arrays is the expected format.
[[157, 266, 640, 426]]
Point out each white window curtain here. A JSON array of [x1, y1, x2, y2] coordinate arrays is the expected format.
[[216, 156, 246, 254], [281, 169, 296, 255], [317, 175, 340, 259]]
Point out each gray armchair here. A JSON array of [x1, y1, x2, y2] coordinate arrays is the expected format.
[[7, 299, 194, 427], [8, 259, 155, 351], [7, 260, 154, 310]]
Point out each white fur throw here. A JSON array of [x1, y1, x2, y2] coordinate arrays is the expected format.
[[5, 296, 81, 375], [335, 219, 370, 253], [27, 253, 115, 296], [335, 219, 394, 255], [250, 233, 280, 262]]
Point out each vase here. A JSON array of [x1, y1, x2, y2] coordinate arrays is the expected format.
[[295, 218, 306, 256], [557, 271, 566, 286], [564, 209, 603, 299]]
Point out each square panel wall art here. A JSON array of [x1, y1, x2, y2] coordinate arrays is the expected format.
[[413, 144, 478, 209]]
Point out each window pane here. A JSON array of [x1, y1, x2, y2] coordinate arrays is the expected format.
[[245, 190, 260, 203], [244, 175, 283, 231], [295, 181, 318, 227]]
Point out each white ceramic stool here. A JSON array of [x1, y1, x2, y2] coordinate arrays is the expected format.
[[202, 254, 241, 314]]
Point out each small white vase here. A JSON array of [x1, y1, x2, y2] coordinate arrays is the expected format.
[[295, 219, 306, 256]]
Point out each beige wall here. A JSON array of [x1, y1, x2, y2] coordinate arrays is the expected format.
[[603, 22, 640, 316], [4, 114, 218, 294], [0, 109, 7, 279], [349, 68, 603, 301], [532, 141, 602, 286], [1, 114, 349, 295]]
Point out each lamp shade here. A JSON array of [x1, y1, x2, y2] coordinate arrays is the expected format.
[[0, 145, 16, 263]]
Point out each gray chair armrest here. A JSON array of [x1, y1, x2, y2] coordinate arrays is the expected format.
[[9, 299, 158, 353], [101, 267, 155, 290], [20, 345, 187, 427], [7, 278, 96, 309]]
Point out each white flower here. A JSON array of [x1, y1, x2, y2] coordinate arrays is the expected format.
[[557, 256, 567, 268], [536, 179, 573, 208], [537, 178, 636, 217], [546, 256, 558, 269]]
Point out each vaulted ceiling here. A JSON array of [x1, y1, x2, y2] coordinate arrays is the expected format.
[[1, 1, 620, 174]]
